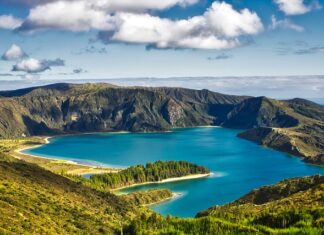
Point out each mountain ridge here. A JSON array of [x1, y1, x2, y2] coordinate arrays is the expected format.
[[0, 83, 323, 164]]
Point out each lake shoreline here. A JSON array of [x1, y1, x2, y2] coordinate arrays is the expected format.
[[14, 135, 213, 192], [13, 126, 221, 174], [143, 192, 183, 207], [113, 173, 212, 192], [13, 136, 121, 175]]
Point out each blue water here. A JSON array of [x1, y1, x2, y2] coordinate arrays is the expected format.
[[24, 127, 323, 217]]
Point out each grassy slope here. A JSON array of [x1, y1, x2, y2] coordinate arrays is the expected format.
[[0, 145, 323, 234], [0, 152, 150, 235], [237, 98, 324, 164], [120, 189, 174, 206], [0, 138, 118, 175], [126, 175, 324, 234]]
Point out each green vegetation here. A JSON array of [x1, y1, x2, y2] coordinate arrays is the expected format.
[[0, 145, 323, 234], [0, 137, 45, 153], [120, 189, 174, 206], [125, 214, 260, 234], [125, 175, 324, 234], [84, 161, 209, 190], [0, 134, 322, 234], [2, 83, 323, 164], [0, 137, 117, 176], [235, 97, 324, 165], [235, 174, 324, 204], [0, 151, 150, 234]]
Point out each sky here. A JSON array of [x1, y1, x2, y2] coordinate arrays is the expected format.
[[0, 0, 323, 98]]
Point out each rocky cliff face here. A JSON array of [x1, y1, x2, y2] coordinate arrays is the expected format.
[[222, 97, 299, 128], [0, 83, 323, 164], [0, 83, 245, 137]]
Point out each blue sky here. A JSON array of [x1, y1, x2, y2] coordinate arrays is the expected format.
[[0, 0, 323, 81]]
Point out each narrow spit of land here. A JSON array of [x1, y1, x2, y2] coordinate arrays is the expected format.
[[6, 137, 211, 191]]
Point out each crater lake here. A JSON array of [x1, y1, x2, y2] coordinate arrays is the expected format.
[[23, 127, 324, 217]]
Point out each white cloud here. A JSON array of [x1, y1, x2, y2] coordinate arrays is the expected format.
[[18, 1, 263, 50], [204, 2, 263, 37], [1, 44, 27, 61], [12, 58, 49, 73], [20, 1, 114, 32], [274, 0, 321, 15], [12, 57, 65, 73], [102, 2, 263, 49], [18, 0, 199, 32], [270, 15, 304, 32], [0, 15, 22, 29]]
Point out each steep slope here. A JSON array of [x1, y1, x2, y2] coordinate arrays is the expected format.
[[0, 83, 323, 164], [0, 152, 147, 234], [234, 174, 324, 205], [125, 175, 324, 234], [0, 140, 322, 234], [287, 98, 324, 122], [0, 83, 246, 138], [221, 97, 299, 128], [238, 125, 324, 164], [221, 96, 324, 164]]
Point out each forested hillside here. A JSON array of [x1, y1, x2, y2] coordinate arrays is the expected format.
[[83, 161, 210, 190]]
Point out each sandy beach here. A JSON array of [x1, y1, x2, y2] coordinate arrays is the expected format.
[[113, 173, 212, 191], [143, 192, 183, 206], [12, 136, 119, 175], [14, 136, 51, 153], [11, 134, 212, 185]]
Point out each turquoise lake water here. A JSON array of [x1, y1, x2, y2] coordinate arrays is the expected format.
[[24, 127, 323, 217]]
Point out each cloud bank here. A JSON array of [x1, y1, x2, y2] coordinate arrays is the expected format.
[[17, 1, 263, 50], [294, 46, 324, 55], [1, 76, 323, 99], [99, 2, 263, 49]]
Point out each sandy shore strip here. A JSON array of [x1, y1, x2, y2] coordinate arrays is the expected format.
[[113, 173, 212, 191], [13, 136, 51, 154], [12, 136, 120, 175], [143, 192, 183, 207]]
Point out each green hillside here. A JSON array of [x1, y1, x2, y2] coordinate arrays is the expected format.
[[1, 83, 323, 164], [0, 145, 323, 234], [84, 161, 210, 190], [0, 152, 149, 234], [126, 175, 324, 234]]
